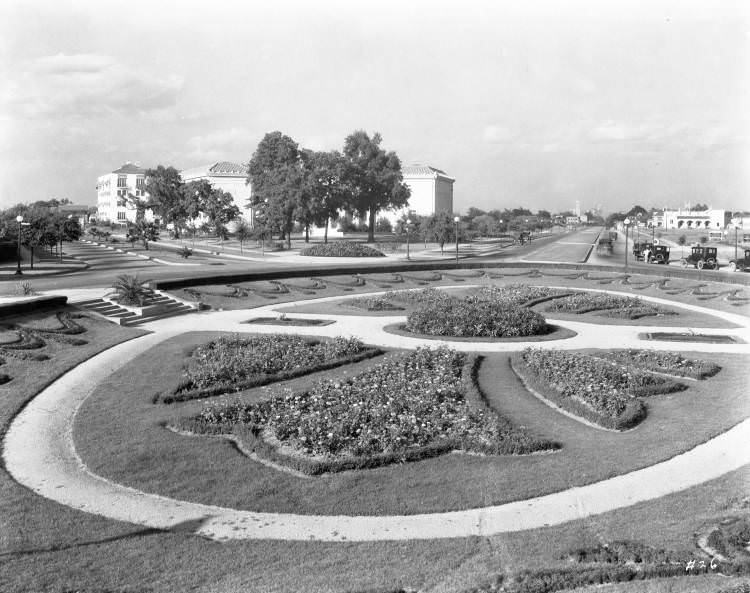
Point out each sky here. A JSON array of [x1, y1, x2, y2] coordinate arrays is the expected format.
[[0, 0, 748, 215]]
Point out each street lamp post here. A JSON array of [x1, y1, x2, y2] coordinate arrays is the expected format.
[[623, 217, 631, 270], [405, 219, 411, 260], [454, 216, 460, 264], [14, 215, 24, 276]]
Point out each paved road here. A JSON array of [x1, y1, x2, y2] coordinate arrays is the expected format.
[[520, 227, 602, 264], [4, 287, 749, 542]]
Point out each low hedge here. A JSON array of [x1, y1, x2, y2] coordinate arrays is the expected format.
[[545, 292, 673, 319], [175, 350, 559, 474], [300, 242, 385, 257], [346, 296, 404, 311]]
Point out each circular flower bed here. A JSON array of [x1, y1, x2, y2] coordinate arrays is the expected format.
[[300, 242, 385, 257]]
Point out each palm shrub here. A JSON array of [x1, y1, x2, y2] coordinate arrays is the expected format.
[[109, 274, 153, 306]]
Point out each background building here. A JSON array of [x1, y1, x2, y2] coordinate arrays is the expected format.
[[180, 161, 253, 226], [377, 163, 455, 225], [96, 163, 152, 226], [650, 208, 726, 229]]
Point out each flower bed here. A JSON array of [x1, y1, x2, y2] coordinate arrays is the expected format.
[[346, 296, 404, 311], [602, 349, 721, 380], [160, 334, 381, 404], [401, 286, 551, 338], [513, 349, 687, 430], [545, 292, 673, 319], [300, 242, 385, 257], [176, 347, 559, 474]]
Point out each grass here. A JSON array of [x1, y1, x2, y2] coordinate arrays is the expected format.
[[72, 334, 748, 516], [1, 292, 749, 592]]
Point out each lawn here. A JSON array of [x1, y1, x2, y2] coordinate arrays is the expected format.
[[1, 291, 749, 592], [72, 331, 748, 516]]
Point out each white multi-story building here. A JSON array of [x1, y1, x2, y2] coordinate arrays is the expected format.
[[96, 163, 152, 226], [180, 161, 253, 226], [377, 163, 455, 225], [650, 208, 726, 230]]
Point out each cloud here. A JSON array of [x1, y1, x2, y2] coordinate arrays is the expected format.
[[2, 53, 184, 119], [482, 125, 516, 144], [185, 128, 258, 162]]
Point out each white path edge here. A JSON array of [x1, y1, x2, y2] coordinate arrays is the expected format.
[[3, 286, 750, 542]]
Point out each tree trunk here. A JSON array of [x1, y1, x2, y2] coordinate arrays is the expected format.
[[324, 218, 329, 244], [30, 246, 34, 269], [305, 223, 309, 243], [367, 208, 376, 242]]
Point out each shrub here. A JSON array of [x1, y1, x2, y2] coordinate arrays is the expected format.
[[300, 242, 385, 257], [178, 246, 193, 259], [109, 275, 153, 306], [182, 348, 558, 472], [602, 349, 721, 379], [514, 349, 687, 429], [15, 281, 34, 296]]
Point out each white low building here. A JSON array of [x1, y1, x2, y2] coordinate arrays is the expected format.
[[96, 163, 153, 226], [651, 208, 726, 230], [180, 161, 253, 226]]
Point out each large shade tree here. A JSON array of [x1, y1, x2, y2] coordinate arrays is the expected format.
[[144, 166, 187, 236], [302, 149, 348, 243], [247, 131, 305, 249], [342, 130, 410, 242]]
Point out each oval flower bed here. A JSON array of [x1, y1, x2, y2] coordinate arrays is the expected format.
[[402, 287, 550, 338], [544, 292, 674, 319], [159, 334, 381, 404], [512, 348, 688, 430], [300, 242, 385, 257], [175, 347, 559, 474]]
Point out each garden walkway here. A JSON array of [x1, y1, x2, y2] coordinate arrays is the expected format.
[[3, 287, 750, 542]]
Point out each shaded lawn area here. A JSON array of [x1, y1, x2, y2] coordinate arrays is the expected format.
[[73, 331, 748, 516]]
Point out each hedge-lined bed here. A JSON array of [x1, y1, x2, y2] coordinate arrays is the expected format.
[[544, 292, 676, 319], [173, 347, 559, 474], [512, 349, 689, 430], [300, 242, 385, 257], [158, 334, 382, 404], [601, 349, 721, 380]]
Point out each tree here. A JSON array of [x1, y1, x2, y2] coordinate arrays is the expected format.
[[375, 216, 393, 234], [234, 219, 252, 254], [692, 203, 709, 211], [127, 221, 160, 250], [203, 187, 239, 246], [342, 130, 410, 243], [302, 150, 348, 243], [247, 131, 305, 249], [426, 211, 456, 254], [145, 166, 187, 236]]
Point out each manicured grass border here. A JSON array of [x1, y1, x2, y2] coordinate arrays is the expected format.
[[384, 323, 577, 343], [172, 354, 560, 475], [158, 346, 384, 404], [243, 317, 336, 326], [510, 353, 648, 431]]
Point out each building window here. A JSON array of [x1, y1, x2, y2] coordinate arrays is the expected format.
[[136, 176, 145, 190], [117, 212, 127, 220], [117, 176, 127, 188]]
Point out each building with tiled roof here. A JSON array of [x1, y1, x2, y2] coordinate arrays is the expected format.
[[96, 162, 153, 225], [181, 161, 253, 225], [377, 163, 454, 225]]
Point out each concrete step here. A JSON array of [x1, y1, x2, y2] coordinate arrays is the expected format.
[[121, 305, 194, 326]]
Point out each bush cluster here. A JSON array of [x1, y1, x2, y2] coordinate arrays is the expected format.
[[300, 242, 385, 257], [545, 292, 672, 318], [707, 518, 750, 560], [602, 349, 721, 380], [163, 335, 377, 404], [186, 347, 558, 473], [515, 349, 687, 429]]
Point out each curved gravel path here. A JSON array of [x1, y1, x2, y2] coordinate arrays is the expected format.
[[4, 287, 749, 542]]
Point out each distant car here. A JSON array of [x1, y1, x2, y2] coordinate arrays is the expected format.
[[647, 244, 670, 264], [680, 246, 719, 270], [632, 242, 653, 261], [727, 248, 750, 272]]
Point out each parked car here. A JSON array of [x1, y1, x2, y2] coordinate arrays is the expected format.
[[647, 244, 670, 264], [632, 242, 653, 261], [597, 237, 613, 255], [727, 248, 750, 272], [680, 246, 719, 270]]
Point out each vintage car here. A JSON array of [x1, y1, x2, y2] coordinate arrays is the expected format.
[[680, 246, 719, 270]]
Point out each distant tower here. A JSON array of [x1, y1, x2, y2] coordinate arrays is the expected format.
[[574, 200, 581, 217]]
